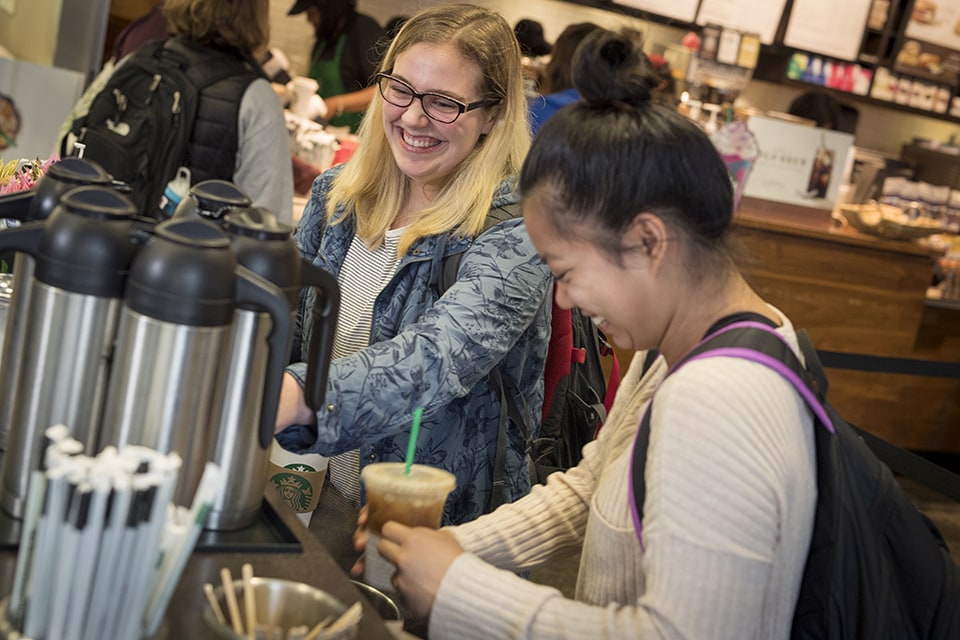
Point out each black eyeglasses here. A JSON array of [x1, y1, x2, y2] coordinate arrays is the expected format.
[[376, 73, 501, 124]]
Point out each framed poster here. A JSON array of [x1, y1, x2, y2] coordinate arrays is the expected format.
[[615, 0, 700, 23], [696, 0, 789, 45], [784, 0, 873, 61], [896, 0, 960, 84]]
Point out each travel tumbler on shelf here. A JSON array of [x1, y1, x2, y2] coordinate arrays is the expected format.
[[0, 185, 138, 519], [204, 206, 339, 530], [98, 218, 293, 509]]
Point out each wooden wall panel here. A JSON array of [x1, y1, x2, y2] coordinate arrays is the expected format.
[[733, 204, 958, 452]]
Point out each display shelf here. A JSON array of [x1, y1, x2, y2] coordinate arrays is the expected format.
[[776, 76, 960, 124], [557, 0, 958, 125]]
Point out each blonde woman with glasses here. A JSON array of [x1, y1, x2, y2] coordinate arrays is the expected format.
[[274, 4, 551, 527]]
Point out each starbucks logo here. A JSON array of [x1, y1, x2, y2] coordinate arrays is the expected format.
[[272, 470, 314, 512]]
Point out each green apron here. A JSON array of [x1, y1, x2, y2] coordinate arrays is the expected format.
[[309, 34, 364, 133]]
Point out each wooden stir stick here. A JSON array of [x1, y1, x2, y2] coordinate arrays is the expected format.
[[221, 567, 245, 635], [242, 563, 257, 640], [303, 602, 363, 640], [203, 582, 227, 625]]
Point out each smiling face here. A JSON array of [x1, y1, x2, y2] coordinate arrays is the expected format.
[[523, 186, 661, 352], [382, 42, 496, 194]]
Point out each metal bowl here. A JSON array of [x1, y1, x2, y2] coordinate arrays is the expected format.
[[203, 577, 359, 640], [350, 580, 402, 623]]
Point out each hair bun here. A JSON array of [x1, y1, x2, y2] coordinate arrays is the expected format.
[[572, 28, 658, 108]]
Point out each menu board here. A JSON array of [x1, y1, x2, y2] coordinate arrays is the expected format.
[[616, 0, 699, 23], [783, 0, 873, 61], [896, 0, 960, 85], [696, 0, 789, 45]]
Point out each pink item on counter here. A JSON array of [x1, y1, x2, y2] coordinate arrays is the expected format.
[[332, 138, 358, 167], [710, 120, 759, 210], [682, 31, 702, 51]]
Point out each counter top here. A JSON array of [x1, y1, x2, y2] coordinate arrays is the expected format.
[[735, 197, 945, 259], [0, 489, 395, 640], [730, 196, 960, 451]]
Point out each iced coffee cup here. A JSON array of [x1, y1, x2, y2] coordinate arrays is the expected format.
[[360, 462, 456, 592]]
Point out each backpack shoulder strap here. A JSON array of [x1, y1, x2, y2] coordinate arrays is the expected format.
[[162, 37, 264, 91], [628, 322, 834, 546], [433, 202, 521, 296]]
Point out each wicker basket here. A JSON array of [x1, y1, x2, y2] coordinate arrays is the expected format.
[[836, 203, 943, 241]]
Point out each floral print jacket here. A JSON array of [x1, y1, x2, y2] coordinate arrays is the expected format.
[[278, 166, 552, 524]]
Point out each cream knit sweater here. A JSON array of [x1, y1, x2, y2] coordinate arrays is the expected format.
[[430, 314, 817, 639]]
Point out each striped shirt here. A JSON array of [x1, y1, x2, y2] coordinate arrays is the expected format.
[[327, 227, 405, 505]]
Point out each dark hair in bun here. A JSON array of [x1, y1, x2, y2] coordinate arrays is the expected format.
[[571, 28, 658, 109], [519, 26, 735, 272]]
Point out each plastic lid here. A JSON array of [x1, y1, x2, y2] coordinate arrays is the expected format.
[[360, 462, 457, 497]]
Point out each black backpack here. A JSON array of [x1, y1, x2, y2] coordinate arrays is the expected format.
[[63, 39, 253, 218], [630, 320, 960, 639], [531, 303, 617, 483], [434, 204, 618, 507]]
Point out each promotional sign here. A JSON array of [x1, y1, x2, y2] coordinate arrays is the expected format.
[[743, 115, 855, 210]]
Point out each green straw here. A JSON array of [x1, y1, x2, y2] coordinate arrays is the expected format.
[[403, 407, 424, 475]]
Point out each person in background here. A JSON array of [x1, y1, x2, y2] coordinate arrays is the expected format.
[[788, 90, 840, 129], [514, 18, 553, 98], [787, 90, 858, 134], [384, 15, 409, 41], [274, 4, 551, 526], [111, 0, 168, 61], [528, 22, 600, 134], [61, 0, 294, 222], [288, 0, 384, 133], [514, 19, 552, 58], [361, 26, 816, 639], [647, 52, 677, 105]]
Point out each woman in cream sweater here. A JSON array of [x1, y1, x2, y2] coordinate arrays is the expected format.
[[363, 27, 817, 639]]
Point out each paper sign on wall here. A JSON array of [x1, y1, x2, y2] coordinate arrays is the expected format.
[[784, 0, 873, 61], [696, 0, 789, 45], [616, 0, 699, 23]]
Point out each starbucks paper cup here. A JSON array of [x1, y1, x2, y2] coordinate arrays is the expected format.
[[268, 440, 328, 526]]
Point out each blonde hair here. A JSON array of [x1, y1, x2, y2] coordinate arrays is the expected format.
[[163, 0, 270, 53], [327, 3, 530, 255]]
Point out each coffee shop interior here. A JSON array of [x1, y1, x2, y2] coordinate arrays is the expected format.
[[2, 0, 960, 636]]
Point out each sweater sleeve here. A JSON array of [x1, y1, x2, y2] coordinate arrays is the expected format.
[[449, 350, 655, 569], [428, 355, 816, 640], [235, 78, 294, 224]]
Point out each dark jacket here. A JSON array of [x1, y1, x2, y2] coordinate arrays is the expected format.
[[279, 165, 553, 525], [165, 38, 264, 184]]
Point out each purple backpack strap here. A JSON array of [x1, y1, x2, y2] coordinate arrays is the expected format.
[[628, 322, 833, 547]]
